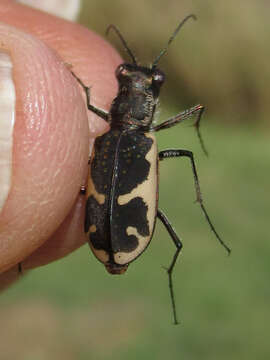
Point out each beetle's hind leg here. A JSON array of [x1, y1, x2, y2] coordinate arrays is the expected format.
[[157, 209, 183, 325], [80, 157, 91, 195], [159, 149, 231, 254], [70, 71, 109, 121]]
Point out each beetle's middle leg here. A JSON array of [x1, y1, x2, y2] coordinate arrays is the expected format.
[[157, 209, 182, 325], [80, 185, 87, 195], [71, 71, 109, 121], [153, 105, 207, 155], [159, 149, 231, 254], [80, 157, 91, 195]]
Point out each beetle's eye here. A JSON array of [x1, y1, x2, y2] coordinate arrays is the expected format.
[[116, 64, 129, 78], [152, 71, 165, 84]]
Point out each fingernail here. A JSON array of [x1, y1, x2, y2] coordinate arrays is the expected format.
[[17, 0, 81, 21], [0, 51, 15, 213]]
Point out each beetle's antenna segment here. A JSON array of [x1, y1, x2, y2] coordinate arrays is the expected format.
[[106, 24, 137, 65], [152, 14, 196, 68]]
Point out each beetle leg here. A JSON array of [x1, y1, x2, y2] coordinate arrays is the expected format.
[[157, 209, 182, 325], [80, 155, 91, 195], [80, 185, 87, 195], [159, 149, 231, 254], [71, 71, 109, 121], [18, 262, 22, 274], [153, 105, 207, 155]]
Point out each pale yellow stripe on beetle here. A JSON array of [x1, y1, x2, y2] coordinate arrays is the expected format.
[[88, 221, 109, 262], [115, 133, 158, 265], [117, 133, 157, 230], [114, 226, 149, 264], [89, 242, 110, 263], [87, 175, 105, 204], [89, 225, 97, 232], [87, 152, 106, 205], [86, 151, 108, 263], [87, 204, 109, 262]]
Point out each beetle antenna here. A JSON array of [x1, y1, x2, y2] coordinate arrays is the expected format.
[[106, 24, 137, 65], [152, 14, 196, 68]]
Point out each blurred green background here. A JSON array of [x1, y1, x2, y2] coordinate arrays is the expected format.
[[1, 1, 270, 359]]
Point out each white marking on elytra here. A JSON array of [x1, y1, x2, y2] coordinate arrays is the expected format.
[[115, 133, 158, 265], [89, 224, 97, 232], [88, 222, 109, 263], [90, 244, 110, 263], [114, 226, 148, 264], [87, 150, 105, 205]]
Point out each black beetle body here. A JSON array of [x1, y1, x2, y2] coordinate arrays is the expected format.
[[85, 63, 163, 275]]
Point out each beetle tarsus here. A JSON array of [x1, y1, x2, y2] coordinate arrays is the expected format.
[[193, 105, 208, 157], [153, 104, 208, 156], [80, 185, 87, 195], [157, 209, 183, 325], [71, 71, 109, 121]]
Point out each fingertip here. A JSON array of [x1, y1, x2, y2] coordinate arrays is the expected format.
[[0, 23, 89, 272], [22, 193, 87, 270]]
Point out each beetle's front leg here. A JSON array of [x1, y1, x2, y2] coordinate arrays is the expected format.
[[159, 149, 231, 254], [71, 71, 109, 121], [153, 105, 207, 155]]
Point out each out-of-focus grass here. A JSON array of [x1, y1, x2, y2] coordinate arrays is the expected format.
[[79, 0, 270, 125], [1, 118, 270, 360]]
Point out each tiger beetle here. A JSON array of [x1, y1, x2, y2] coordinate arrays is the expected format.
[[72, 14, 230, 324]]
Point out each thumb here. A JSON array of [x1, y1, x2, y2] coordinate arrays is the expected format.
[[0, 22, 89, 274]]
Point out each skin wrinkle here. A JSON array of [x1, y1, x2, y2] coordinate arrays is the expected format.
[[29, 70, 77, 180], [1, 201, 41, 240]]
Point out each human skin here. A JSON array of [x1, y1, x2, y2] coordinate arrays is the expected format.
[[0, 0, 122, 288]]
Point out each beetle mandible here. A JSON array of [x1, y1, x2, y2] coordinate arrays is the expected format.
[[72, 14, 230, 324]]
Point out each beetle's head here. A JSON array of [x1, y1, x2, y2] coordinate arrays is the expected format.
[[107, 15, 196, 127], [115, 63, 165, 99], [106, 14, 196, 88]]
